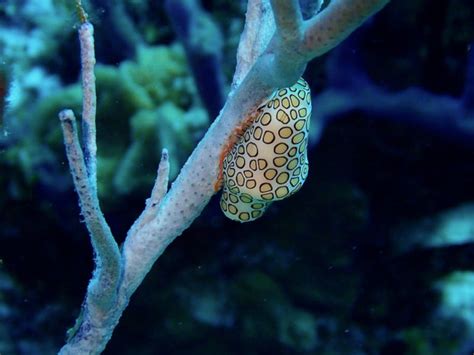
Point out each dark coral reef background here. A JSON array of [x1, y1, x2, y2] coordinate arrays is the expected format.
[[1, 0, 474, 354]]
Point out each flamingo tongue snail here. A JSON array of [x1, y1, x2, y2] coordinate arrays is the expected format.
[[220, 78, 312, 222]]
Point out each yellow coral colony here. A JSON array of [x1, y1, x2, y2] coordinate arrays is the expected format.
[[220, 78, 312, 222]]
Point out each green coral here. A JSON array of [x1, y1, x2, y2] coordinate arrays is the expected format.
[[120, 45, 196, 109], [92, 43, 208, 199], [6, 43, 208, 203]]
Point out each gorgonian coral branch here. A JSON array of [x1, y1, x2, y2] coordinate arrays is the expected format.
[[271, 0, 303, 40], [59, 0, 391, 353], [302, 0, 391, 59], [78, 22, 98, 190], [128, 149, 170, 238], [59, 110, 120, 312]]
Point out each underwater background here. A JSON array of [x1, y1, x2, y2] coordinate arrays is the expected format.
[[1, 0, 474, 354]]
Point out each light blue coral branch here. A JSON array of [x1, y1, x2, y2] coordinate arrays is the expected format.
[[302, 0, 390, 59], [272, 0, 304, 41], [58, 20, 121, 355], [78, 22, 98, 196], [128, 148, 170, 238], [59, 0, 391, 353], [58, 109, 120, 312]]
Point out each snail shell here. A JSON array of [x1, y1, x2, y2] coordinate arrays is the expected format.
[[220, 78, 312, 222]]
